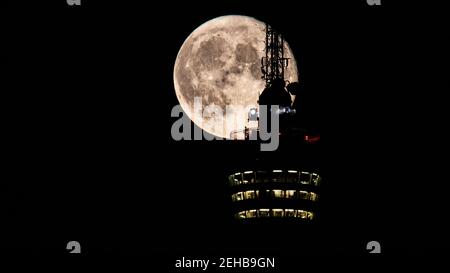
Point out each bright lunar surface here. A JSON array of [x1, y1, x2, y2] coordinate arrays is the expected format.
[[174, 15, 298, 139]]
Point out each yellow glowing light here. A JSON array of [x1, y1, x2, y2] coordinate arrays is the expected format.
[[272, 190, 284, 198], [234, 209, 314, 219], [272, 209, 284, 217], [286, 190, 296, 198], [244, 190, 255, 199], [246, 209, 257, 218]]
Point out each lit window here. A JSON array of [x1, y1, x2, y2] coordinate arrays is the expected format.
[[311, 173, 321, 186], [286, 171, 299, 183], [246, 209, 257, 218], [297, 210, 307, 219], [298, 191, 308, 200], [310, 192, 318, 201], [307, 212, 314, 220], [259, 209, 270, 217], [235, 192, 243, 201], [300, 172, 311, 184], [272, 190, 285, 198], [285, 209, 296, 217], [272, 209, 284, 217], [236, 211, 246, 219], [229, 175, 240, 186], [244, 190, 255, 200], [234, 173, 243, 185], [243, 171, 255, 184], [285, 190, 296, 198], [231, 193, 238, 202], [272, 171, 285, 183], [231, 193, 239, 202]]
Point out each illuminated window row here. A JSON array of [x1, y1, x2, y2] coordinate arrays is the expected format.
[[231, 190, 318, 202], [235, 209, 315, 220], [229, 170, 321, 187]]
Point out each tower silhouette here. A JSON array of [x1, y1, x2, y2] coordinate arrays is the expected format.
[[226, 23, 322, 222]]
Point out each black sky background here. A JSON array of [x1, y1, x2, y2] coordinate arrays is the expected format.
[[4, 0, 449, 260]]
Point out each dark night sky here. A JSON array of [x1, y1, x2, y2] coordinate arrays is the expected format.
[[4, 0, 449, 261]]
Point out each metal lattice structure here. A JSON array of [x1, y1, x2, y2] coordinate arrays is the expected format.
[[261, 23, 289, 87]]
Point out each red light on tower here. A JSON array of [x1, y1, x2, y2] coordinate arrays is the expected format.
[[305, 134, 320, 144]]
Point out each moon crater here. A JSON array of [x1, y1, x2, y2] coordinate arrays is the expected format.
[[174, 15, 298, 139]]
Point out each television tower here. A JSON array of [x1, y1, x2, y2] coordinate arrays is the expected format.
[[226, 23, 322, 222]]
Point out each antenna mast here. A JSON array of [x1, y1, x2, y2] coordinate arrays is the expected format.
[[261, 23, 289, 87]]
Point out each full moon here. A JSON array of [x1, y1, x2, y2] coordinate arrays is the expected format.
[[174, 15, 298, 139]]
